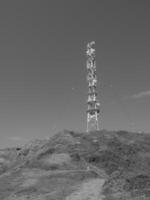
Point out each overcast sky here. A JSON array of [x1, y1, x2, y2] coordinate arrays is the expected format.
[[0, 0, 150, 148]]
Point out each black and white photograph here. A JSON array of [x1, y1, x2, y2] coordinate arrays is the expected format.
[[0, 1, 150, 199]]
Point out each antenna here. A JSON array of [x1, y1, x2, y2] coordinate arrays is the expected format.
[[86, 41, 100, 132]]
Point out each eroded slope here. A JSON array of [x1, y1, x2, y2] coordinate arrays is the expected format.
[[0, 130, 150, 200]]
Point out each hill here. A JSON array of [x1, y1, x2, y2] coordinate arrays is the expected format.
[[0, 130, 150, 199]]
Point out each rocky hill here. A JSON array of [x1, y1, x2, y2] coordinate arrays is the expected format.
[[0, 130, 150, 200]]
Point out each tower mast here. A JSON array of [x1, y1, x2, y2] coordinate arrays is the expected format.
[[86, 41, 100, 132]]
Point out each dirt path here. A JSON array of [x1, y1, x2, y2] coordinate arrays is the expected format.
[[66, 178, 105, 200], [22, 168, 94, 178]]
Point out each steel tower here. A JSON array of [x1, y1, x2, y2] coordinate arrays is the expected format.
[[86, 41, 100, 132]]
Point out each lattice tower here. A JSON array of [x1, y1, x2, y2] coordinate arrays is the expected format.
[[86, 41, 100, 132]]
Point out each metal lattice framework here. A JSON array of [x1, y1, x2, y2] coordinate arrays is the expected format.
[[86, 41, 100, 132]]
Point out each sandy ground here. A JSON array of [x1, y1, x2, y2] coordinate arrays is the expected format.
[[44, 153, 71, 164], [21, 178, 38, 187], [66, 178, 105, 200], [8, 178, 105, 200]]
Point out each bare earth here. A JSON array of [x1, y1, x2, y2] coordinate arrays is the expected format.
[[66, 178, 105, 200], [1, 130, 150, 200]]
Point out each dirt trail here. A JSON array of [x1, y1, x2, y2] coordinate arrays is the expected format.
[[22, 168, 95, 178], [66, 178, 105, 200]]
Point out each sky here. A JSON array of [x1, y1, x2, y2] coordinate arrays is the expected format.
[[0, 0, 150, 148]]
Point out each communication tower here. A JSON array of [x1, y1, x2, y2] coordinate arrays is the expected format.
[[86, 41, 100, 132]]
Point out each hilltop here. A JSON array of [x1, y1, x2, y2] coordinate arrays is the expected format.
[[0, 130, 150, 199]]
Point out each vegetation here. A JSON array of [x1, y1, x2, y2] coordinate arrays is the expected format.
[[0, 130, 150, 199]]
